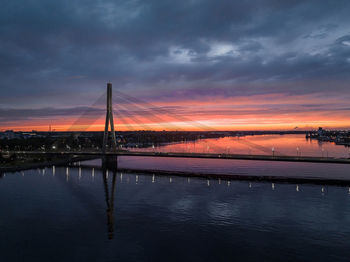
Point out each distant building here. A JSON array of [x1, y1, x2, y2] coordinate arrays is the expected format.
[[22, 132, 37, 139], [4, 130, 15, 139], [317, 127, 324, 137]]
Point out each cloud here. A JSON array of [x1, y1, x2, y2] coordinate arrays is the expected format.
[[2, 92, 350, 131], [0, 0, 350, 124], [0, 107, 104, 122]]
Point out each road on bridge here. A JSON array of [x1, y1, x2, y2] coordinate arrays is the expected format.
[[8, 150, 350, 164]]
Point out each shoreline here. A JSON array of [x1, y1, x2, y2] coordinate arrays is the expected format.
[[0, 156, 97, 173], [3, 161, 350, 186], [76, 165, 350, 186]]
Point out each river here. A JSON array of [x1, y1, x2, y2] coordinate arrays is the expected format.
[[1, 134, 350, 261]]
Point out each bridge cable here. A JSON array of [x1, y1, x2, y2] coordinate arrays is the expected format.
[[114, 91, 213, 131], [113, 108, 136, 131], [114, 91, 281, 155], [113, 96, 185, 131], [116, 103, 155, 131], [114, 95, 229, 153], [114, 94, 231, 152], [67, 92, 106, 132]]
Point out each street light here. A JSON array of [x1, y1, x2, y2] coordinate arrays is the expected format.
[[272, 147, 275, 157]]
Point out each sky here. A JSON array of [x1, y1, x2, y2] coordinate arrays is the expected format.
[[1, 0, 350, 131]]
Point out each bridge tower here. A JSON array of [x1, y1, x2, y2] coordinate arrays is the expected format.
[[102, 83, 117, 152]]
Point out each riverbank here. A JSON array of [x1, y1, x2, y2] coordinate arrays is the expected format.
[[74, 164, 350, 186], [0, 156, 97, 173]]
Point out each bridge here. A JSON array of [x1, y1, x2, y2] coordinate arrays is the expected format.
[[4, 83, 350, 167], [8, 150, 350, 164]]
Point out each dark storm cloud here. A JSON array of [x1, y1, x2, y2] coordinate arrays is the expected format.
[[0, 107, 104, 122], [1, 0, 350, 108]]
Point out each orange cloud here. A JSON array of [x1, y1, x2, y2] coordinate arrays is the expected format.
[[2, 92, 350, 131]]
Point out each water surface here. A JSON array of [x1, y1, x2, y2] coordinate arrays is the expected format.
[[2, 134, 350, 261], [1, 167, 350, 261], [136, 134, 350, 158], [113, 135, 350, 181]]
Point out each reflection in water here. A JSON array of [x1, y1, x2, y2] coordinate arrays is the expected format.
[[102, 169, 116, 240], [134, 134, 350, 158], [2, 166, 350, 261], [66, 167, 69, 182]]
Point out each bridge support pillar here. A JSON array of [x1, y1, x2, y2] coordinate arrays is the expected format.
[[102, 155, 118, 171], [103, 83, 117, 152]]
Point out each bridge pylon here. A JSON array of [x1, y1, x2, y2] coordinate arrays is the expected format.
[[102, 83, 117, 152]]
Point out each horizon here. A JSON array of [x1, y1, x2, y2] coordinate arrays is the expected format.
[[1, 126, 347, 133]]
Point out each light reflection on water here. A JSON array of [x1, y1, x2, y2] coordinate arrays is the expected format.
[[1, 166, 350, 261], [112, 134, 350, 181], [135, 134, 350, 158]]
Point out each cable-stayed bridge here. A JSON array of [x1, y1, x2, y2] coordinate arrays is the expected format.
[[7, 83, 350, 165]]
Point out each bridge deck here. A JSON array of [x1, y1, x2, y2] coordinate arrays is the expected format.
[[8, 150, 350, 164]]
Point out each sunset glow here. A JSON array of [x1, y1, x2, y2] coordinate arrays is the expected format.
[[3, 91, 350, 131]]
